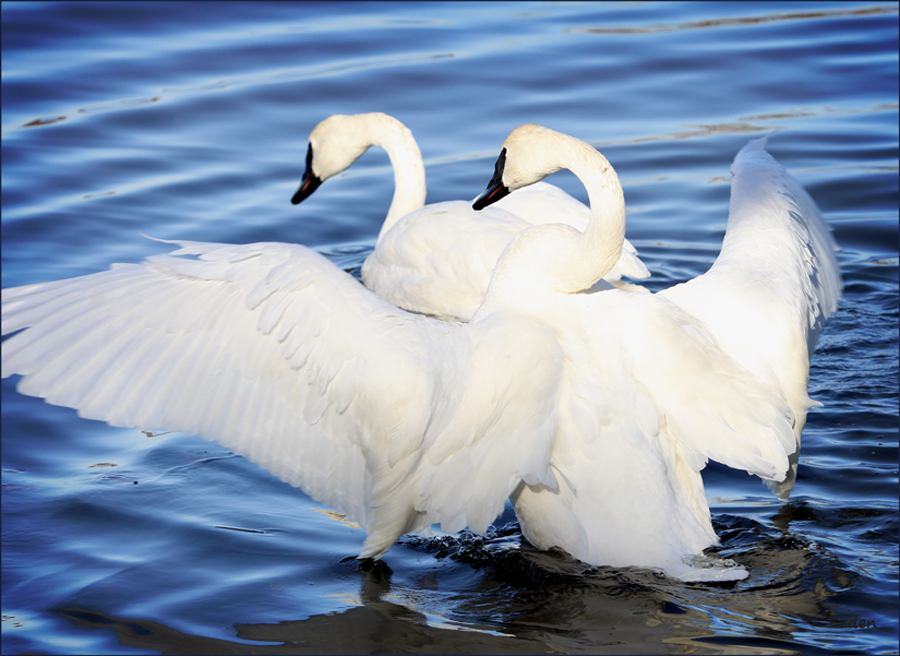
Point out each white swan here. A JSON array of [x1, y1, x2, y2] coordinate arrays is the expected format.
[[290, 112, 649, 320], [471, 126, 840, 577], [1, 125, 840, 581]]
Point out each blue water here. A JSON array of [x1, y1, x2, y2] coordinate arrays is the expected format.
[[2, 2, 897, 654]]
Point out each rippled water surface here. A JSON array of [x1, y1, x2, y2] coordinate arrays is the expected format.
[[2, 2, 897, 654]]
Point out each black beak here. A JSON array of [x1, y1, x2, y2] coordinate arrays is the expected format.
[[291, 143, 323, 205], [472, 147, 510, 210]]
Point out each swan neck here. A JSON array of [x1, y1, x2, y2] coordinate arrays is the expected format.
[[562, 143, 626, 291], [479, 138, 627, 311], [365, 116, 427, 238]]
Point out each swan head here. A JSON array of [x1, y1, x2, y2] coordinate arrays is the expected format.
[[473, 129, 595, 298], [291, 114, 381, 205], [474, 124, 627, 301], [473, 124, 570, 211]]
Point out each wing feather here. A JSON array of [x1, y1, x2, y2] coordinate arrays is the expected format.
[[2, 240, 562, 556], [661, 136, 842, 388], [657, 137, 842, 497]]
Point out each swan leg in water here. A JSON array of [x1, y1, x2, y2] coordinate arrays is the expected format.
[[290, 112, 649, 321], [2, 125, 839, 582]]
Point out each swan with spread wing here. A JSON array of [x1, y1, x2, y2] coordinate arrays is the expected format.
[[1, 124, 840, 581]]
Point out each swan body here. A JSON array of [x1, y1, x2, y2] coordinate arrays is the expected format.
[[1, 124, 840, 581], [291, 112, 649, 320], [470, 125, 840, 576]]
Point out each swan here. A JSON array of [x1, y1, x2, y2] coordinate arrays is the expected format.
[[472, 126, 841, 573], [1, 124, 840, 582], [290, 112, 649, 321]]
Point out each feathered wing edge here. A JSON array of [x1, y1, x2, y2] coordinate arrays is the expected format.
[[729, 136, 842, 352], [617, 293, 797, 482], [1, 239, 562, 557], [658, 135, 842, 497]]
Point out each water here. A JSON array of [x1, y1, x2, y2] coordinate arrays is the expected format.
[[2, 2, 897, 654]]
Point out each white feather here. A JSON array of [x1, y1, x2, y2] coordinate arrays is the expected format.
[[292, 113, 649, 320], [2, 126, 839, 581], [660, 135, 842, 498]]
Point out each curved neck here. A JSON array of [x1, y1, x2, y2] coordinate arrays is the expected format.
[[549, 136, 626, 292], [358, 114, 427, 239], [480, 136, 626, 314]]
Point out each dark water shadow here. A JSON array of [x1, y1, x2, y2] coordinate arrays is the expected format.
[[57, 515, 875, 655]]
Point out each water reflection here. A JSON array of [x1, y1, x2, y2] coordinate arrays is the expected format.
[[394, 523, 860, 654], [56, 518, 872, 655], [3, 1, 896, 653], [569, 4, 898, 36]]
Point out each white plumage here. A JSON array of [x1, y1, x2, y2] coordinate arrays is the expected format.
[[291, 112, 649, 320], [1, 124, 840, 581]]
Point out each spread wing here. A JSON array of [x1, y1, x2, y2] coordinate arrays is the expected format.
[[659, 136, 842, 497], [2, 239, 562, 555], [661, 136, 841, 391]]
